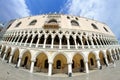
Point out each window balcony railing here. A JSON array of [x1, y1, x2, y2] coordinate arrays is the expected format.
[[38, 44, 43, 48], [77, 45, 82, 49], [84, 45, 89, 49], [53, 45, 59, 49], [26, 43, 30, 47], [70, 45, 75, 49], [45, 44, 51, 48], [1, 41, 120, 51], [21, 43, 25, 46], [31, 43, 36, 48], [62, 45, 68, 49]]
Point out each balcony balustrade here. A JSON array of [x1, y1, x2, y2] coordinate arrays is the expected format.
[[26, 43, 30, 47], [45, 44, 51, 48], [70, 45, 75, 49], [1, 41, 120, 51], [84, 45, 89, 49], [77, 45, 82, 49], [31, 43, 36, 48], [53, 45, 59, 49], [62, 45, 68, 49], [38, 44, 43, 48], [21, 43, 25, 46]]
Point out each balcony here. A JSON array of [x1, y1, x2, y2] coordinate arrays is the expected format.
[[43, 23, 59, 29]]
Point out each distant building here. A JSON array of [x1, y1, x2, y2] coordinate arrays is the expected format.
[[0, 14, 120, 76]]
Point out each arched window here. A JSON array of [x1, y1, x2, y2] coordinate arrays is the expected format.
[[48, 19, 57, 24], [39, 35, 45, 44], [91, 23, 98, 29], [69, 36, 75, 45], [71, 20, 79, 26], [29, 20, 37, 25], [103, 27, 109, 32], [7, 23, 12, 29], [46, 35, 52, 44], [54, 35, 59, 45], [15, 22, 21, 27]]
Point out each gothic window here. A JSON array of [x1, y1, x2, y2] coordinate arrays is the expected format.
[[71, 20, 79, 26], [103, 27, 109, 32], [29, 20, 37, 25], [48, 19, 57, 24], [15, 22, 21, 27], [91, 23, 98, 29]]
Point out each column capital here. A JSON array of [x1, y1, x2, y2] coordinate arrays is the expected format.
[[67, 62, 72, 64], [66, 35, 70, 39], [48, 62, 53, 64], [96, 58, 100, 61], [31, 60, 36, 62], [84, 60, 88, 63]]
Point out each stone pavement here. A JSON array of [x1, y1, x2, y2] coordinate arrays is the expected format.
[[0, 59, 120, 80]]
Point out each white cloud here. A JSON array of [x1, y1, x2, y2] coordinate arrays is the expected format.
[[61, 0, 120, 38], [0, 0, 31, 23]]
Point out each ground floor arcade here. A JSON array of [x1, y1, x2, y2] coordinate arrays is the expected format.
[[0, 45, 120, 76]]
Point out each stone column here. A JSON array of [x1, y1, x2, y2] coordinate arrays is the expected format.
[[104, 56, 109, 66], [66, 36, 70, 49], [80, 37, 84, 49], [98, 38, 102, 47], [51, 36, 54, 48], [96, 59, 101, 69], [20, 37, 24, 45], [36, 38, 40, 47], [59, 38, 62, 49], [24, 37, 29, 46], [84, 61, 89, 73], [103, 38, 107, 46], [17, 58, 22, 68], [90, 37, 95, 48], [94, 38, 99, 48], [30, 60, 35, 73], [43, 37, 47, 48], [59, 35, 62, 49], [9, 55, 13, 63], [12, 36, 18, 44], [48, 62, 53, 76], [86, 38, 90, 48], [2, 53, 6, 60], [15, 36, 21, 45], [68, 63, 72, 77], [30, 37, 34, 47], [74, 36, 78, 49], [10, 36, 14, 42]]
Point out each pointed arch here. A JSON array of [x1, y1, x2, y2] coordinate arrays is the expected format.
[[32, 34, 38, 44], [69, 35, 75, 45], [88, 52, 97, 70], [62, 35, 67, 45], [54, 35, 59, 45], [39, 34, 45, 44], [46, 35, 52, 44]]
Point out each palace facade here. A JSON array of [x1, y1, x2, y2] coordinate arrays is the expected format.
[[0, 14, 120, 76]]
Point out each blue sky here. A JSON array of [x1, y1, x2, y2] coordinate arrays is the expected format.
[[0, 0, 120, 39]]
